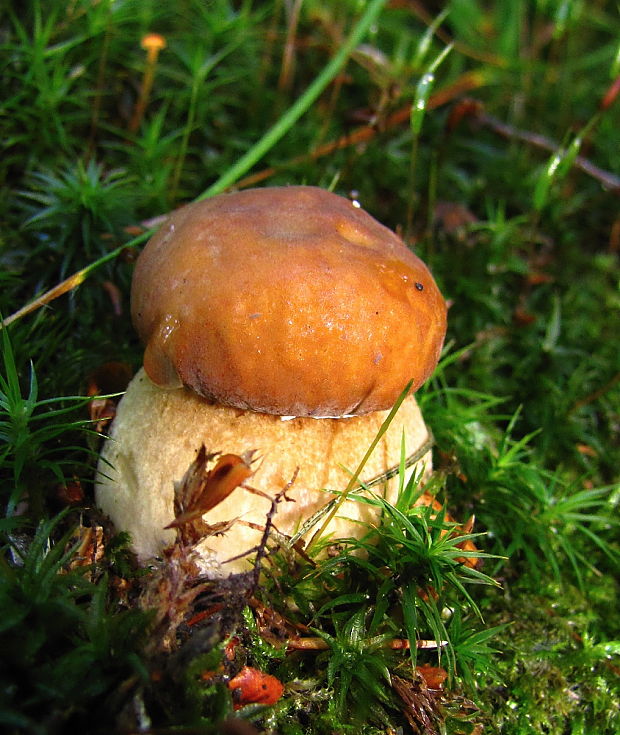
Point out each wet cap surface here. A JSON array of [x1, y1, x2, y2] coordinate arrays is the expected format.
[[131, 186, 447, 416]]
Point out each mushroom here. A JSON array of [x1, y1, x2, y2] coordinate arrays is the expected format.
[[95, 186, 447, 573]]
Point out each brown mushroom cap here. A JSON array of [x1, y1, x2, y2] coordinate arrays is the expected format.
[[132, 186, 447, 416]]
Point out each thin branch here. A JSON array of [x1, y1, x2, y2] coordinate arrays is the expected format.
[[222, 468, 299, 588], [235, 70, 487, 190], [287, 636, 448, 651], [571, 371, 620, 412], [278, 0, 304, 91], [476, 111, 620, 195]]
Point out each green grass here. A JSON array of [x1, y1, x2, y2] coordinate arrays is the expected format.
[[1, 0, 619, 733]]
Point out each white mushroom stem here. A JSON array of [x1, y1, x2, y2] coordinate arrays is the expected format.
[[96, 369, 433, 574]]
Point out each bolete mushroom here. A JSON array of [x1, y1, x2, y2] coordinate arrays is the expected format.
[[95, 186, 447, 573]]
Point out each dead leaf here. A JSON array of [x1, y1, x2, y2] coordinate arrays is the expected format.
[[57, 479, 85, 505], [250, 597, 307, 647], [167, 447, 257, 529], [67, 524, 104, 568], [89, 396, 117, 434], [86, 361, 132, 434], [102, 280, 123, 315], [416, 664, 448, 690]]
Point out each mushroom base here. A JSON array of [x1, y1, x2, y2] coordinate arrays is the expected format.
[[95, 369, 432, 574]]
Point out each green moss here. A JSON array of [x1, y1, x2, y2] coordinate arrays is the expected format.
[[479, 579, 620, 734], [1, 0, 618, 732]]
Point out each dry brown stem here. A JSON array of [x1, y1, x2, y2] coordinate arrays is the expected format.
[[476, 111, 620, 194], [286, 636, 448, 651]]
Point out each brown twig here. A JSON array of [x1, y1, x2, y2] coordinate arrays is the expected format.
[[222, 468, 300, 588], [287, 636, 448, 651], [278, 0, 304, 91], [475, 111, 620, 195], [571, 371, 620, 412], [235, 70, 487, 190]]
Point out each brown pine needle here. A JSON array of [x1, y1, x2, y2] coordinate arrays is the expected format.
[[2, 269, 87, 328], [2, 231, 151, 329]]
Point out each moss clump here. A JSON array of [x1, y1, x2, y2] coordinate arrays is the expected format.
[[478, 578, 620, 734]]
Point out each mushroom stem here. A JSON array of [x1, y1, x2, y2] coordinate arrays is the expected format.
[[306, 380, 414, 552], [129, 33, 167, 133]]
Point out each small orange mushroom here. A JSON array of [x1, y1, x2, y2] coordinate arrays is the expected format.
[[129, 33, 167, 132], [141, 33, 167, 58]]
